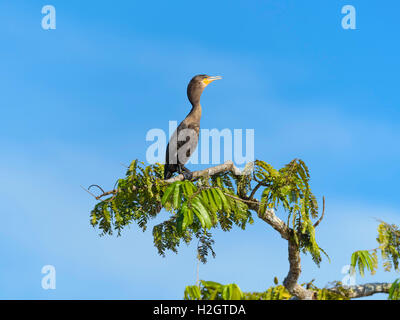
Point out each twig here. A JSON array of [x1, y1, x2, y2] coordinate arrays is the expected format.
[[88, 184, 105, 194], [82, 185, 117, 200], [249, 182, 262, 201], [80, 185, 101, 199]]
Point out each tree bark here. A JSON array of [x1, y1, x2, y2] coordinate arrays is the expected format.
[[329, 282, 392, 299]]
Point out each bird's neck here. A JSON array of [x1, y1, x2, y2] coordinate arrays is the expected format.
[[187, 103, 202, 122]]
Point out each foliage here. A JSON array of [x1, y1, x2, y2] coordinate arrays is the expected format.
[[242, 285, 291, 300], [90, 158, 324, 265], [315, 288, 349, 300], [184, 280, 291, 300], [347, 220, 400, 300], [376, 221, 400, 272], [349, 221, 399, 277], [350, 250, 378, 277], [388, 279, 400, 300], [89, 158, 400, 300], [305, 280, 350, 300], [184, 281, 244, 300], [255, 159, 324, 265], [90, 160, 165, 236], [184, 279, 352, 300]]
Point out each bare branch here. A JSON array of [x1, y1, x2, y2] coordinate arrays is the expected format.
[[163, 160, 244, 184], [247, 201, 290, 240], [329, 282, 392, 299], [86, 188, 117, 200], [88, 184, 105, 194], [249, 182, 262, 201], [283, 239, 315, 300], [80, 185, 101, 199]]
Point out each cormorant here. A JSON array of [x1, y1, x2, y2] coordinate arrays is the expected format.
[[164, 74, 222, 180]]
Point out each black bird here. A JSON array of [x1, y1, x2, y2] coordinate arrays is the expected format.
[[164, 74, 222, 180]]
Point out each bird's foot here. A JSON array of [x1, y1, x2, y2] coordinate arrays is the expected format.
[[182, 171, 193, 181]]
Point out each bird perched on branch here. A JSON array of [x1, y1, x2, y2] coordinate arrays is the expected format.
[[164, 74, 222, 180]]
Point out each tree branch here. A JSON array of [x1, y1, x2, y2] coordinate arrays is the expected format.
[[283, 238, 315, 300], [329, 282, 392, 299], [251, 204, 290, 240], [89, 161, 245, 200], [163, 160, 244, 184], [249, 182, 262, 201]]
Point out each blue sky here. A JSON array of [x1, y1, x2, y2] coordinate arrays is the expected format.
[[0, 0, 399, 299]]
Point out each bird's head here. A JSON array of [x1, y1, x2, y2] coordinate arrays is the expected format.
[[187, 74, 222, 105]]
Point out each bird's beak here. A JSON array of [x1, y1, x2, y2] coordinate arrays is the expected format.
[[203, 76, 222, 85]]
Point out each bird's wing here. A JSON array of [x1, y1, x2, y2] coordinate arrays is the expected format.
[[166, 120, 199, 165]]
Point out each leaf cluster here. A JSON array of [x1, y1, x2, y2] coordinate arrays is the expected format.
[[184, 281, 244, 300], [90, 158, 324, 265], [389, 279, 400, 300], [184, 278, 351, 300], [376, 221, 400, 272], [350, 250, 378, 277], [255, 159, 324, 265]]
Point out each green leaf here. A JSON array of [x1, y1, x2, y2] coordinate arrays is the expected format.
[[172, 182, 182, 209], [176, 210, 184, 234], [192, 198, 212, 229], [183, 181, 196, 196], [350, 250, 377, 277], [182, 205, 193, 230], [210, 189, 222, 211], [201, 280, 222, 290], [184, 285, 202, 300], [351, 251, 358, 269], [215, 189, 231, 215], [221, 284, 243, 300], [389, 279, 400, 300], [161, 183, 175, 205], [205, 189, 218, 214]]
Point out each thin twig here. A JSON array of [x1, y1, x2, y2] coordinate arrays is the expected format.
[[88, 184, 105, 194], [83, 185, 117, 200], [223, 192, 260, 205], [80, 185, 100, 199], [249, 182, 262, 201]]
